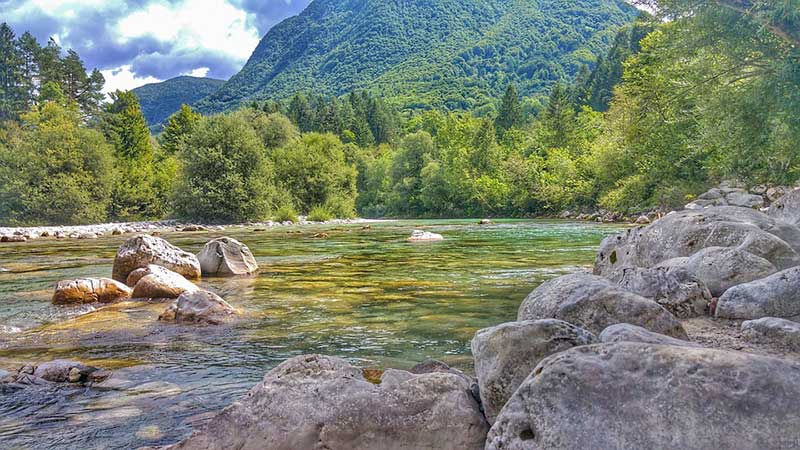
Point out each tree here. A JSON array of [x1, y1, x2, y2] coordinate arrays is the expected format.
[[0, 23, 25, 121], [287, 93, 315, 132], [160, 104, 202, 154], [173, 111, 276, 223], [494, 84, 523, 134], [101, 90, 160, 219], [0, 101, 114, 225], [16, 31, 41, 108]]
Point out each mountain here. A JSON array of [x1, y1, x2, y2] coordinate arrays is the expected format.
[[198, 0, 639, 113], [132, 76, 225, 130]]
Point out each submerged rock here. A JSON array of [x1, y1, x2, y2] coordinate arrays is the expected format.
[[486, 343, 800, 450], [130, 265, 198, 299], [595, 207, 800, 276], [159, 290, 237, 325], [599, 323, 701, 347], [1, 360, 111, 386], [471, 319, 596, 424], [658, 246, 778, 297], [408, 229, 444, 242], [52, 278, 132, 305], [741, 317, 800, 350], [716, 266, 800, 319], [112, 235, 201, 283], [607, 266, 710, 318], [518, 272, 686, 338], [159, 354, 488, 450], [197, 237, 259, 276]]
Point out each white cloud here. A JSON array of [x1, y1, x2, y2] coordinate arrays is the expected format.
[[101, 65, 161, 94], [186, 67, 211, 78]]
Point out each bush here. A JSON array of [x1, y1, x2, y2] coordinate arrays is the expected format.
[[323, 195, 357, 219], [273, 205, 299, 223], [307, 205, 333, 222], [172, 111, 276, 223]]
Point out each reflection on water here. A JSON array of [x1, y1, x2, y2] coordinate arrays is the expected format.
[[0, 219, 622, 449]]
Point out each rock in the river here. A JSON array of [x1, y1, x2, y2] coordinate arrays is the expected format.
[[716, 266, 800, 319], [32, 360, 108, 383], [197, 237, 259, 276], [658, 246, 778, 297], [112, 235, 201, 283], [130, 265, 198, 299], [485, 343, 800, 450], [471, 319, 596, 424], [595, 207, 800, 276], [158, 290, 237, 325], [518, 272, 686, 338], [607, 266, 710, 318], [1, 235, 26, 243], [741, 317, 800, 350], [768, 188, 800, 226], [159, 354, 488, 450], [408, 229, 444, 242], [599, 323, 700, 347], [52, 278, 132, 305]]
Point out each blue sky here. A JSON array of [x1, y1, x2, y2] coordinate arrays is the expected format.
[[1, 0, 312, 92]]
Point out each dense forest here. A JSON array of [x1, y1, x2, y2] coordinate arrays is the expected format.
[[197, 0, 637, 113], [0, 0, 798, 225]]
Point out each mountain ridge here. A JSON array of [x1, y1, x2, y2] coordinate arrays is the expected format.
[[132, 76, 225, 130]]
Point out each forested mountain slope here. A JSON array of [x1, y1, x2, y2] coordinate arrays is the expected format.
[[198, 0, 638, 112], [132, 76, 225, 130]]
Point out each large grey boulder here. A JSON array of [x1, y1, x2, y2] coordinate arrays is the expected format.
[[518, 272, 686, 338], [725, 190, 764, 209], [768, 188, 800, 226], [716, 267, 800, 319], [160, 355, 488, 450], [595, 207, 800, 276], [486, 343, 800, 450], [112, 235, 201, 283], [471, 319, 596, 424], [741, 317, 800, 350], [52, 278, 132, 305], [197, 237, 259, 276], [130, 265, 198, 299], [607, 266, 710, 318], [159, 290, 237, 325], [599, 323, 701, 347], [658, 246, 777, 297]]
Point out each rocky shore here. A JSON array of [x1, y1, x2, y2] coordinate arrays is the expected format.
[[6, 188, 800, 449]]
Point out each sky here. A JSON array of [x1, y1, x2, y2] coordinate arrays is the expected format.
[[0, 0, 313, 93]]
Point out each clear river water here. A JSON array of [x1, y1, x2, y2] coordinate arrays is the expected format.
[[0, 219, 621, 449]]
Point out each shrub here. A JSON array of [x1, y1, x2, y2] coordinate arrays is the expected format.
[[307, 205, 333, 222], [273, 205, 299, 223]]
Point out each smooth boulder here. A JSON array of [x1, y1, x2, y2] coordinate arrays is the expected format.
[[659, 246, 777, 297], [518, 272, 686, 338], [131, 265, 198, 299], [595, 207, 800, 276], [768, 188, 800, 226], [197, 237, 259, 276], [607, 266, 710, 318], [471, 319, 596, 424], [160, 354, 488, 450], [715, 266, 800, 319], [112, 235, 201, 283], [741, 317, 800, 350], [408, 230, 444, 242], [52, 278, 132, 305], [599, 323, 700, 347], [486, 343, 800, 450], [159, 290, 237, 325]]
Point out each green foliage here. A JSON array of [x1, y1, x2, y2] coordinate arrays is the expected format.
[[0, 101, 114, 225], [307, 205, 333, 222], [494, 84, 523, 134], [271, 133, 358, 215], [273, 205, 299, 223], [131, 76, 225, 131], [160, 104, 202, 155], [197, 0, 638, 113], [173, 111, 277, 223]]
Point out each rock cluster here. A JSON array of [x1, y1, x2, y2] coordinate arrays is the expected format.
[[1, 360, 111, 388]]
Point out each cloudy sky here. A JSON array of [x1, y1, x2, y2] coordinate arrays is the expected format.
[[1, 0, 312, 93]]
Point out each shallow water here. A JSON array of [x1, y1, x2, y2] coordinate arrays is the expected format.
[[0, 219, 621, 449]]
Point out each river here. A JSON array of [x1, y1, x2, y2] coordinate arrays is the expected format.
[[0, 219, 621, 449]]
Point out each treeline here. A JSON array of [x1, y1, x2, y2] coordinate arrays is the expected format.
[[2, 0, 799, 225]]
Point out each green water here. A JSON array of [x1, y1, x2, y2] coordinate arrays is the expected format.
[[0, 219, 620, 449]]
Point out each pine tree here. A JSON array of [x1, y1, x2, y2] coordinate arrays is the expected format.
[[494, 83, 523, 134], [541, 83, 576, 149], [37, 38, 63, 88], [0, 23, 25, 121], [17, 31, 41, 108], [160, 104, 201, 154], [287, 93, 314, 132]]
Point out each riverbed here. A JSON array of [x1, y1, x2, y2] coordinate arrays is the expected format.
[[0, 219, 621, 449]]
